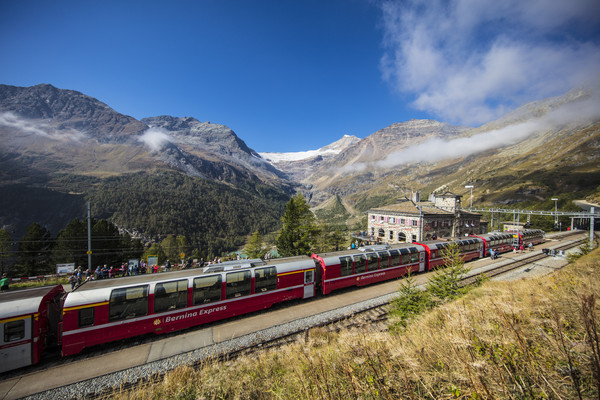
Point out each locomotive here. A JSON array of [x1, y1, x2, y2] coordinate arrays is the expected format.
[[0, 229, 544, 374]]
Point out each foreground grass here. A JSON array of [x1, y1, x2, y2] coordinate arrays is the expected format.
[[109, 250, 600, 399]]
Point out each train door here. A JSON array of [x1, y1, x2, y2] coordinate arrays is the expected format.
[[303, 269, 315, 299], [419, 251, 426, 272], [0, 315, 33, 373]]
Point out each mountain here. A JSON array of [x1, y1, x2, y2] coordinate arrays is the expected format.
[[1, 83, 598, 252], [142, 115, 288, 184], [0, 84, 292, 254], [260, 134, 361, 181], [0, 83, 147, 141], [299, 89, 600, 211]]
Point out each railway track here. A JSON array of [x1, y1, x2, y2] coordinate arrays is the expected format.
[[7, 234, 587, 400], [459, 238, 586, 286], [85, 236, 588, 399]]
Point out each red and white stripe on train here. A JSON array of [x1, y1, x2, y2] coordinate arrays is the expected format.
[[0, 229, 544, 373]]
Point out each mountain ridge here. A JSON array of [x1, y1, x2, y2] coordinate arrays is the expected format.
[[1, 82, 599, 244]]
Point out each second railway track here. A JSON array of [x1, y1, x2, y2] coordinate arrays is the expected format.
[[4, 233, 589, 400]]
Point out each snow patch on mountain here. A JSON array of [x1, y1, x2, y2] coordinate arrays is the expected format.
[[260, 134, 360, 163]]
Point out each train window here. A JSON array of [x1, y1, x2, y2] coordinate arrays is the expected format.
[[154, 279, 188, 313], [378, 251, 390, 268], [109, 285, 148, 321], [226, 270, 251, 299], [339, 256, 353, 276], [409, 248, 419, 263], [353, 254, 366, 274], [366, 253, 379, 270], [78, 307, 95, 327], [193, 275, 222, 305], [400, 248, 410, 264], [389, 250, 400, 267], [4, 320, 25, 342], [305, 269, 314, 284], [255, 266, 277, 293]]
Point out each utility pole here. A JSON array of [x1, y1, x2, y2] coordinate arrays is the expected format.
[[87, 202, 92, 271], [552, 198, 558, 227], [591, 207, 596, 250], [465, 185, 474, 210]]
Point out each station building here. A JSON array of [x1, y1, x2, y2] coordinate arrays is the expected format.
[[366, 191, 486, 244]]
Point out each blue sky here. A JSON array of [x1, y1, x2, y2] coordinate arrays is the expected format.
[[1, 0, 599, 152]]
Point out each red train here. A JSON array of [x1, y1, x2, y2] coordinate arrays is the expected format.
[[0, 229, 544, 373]]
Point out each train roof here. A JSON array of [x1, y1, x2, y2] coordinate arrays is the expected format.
[[72, 256, 314, 293], [0, 285, 65, 320], [316, 242, 426, 260], [63, 255, 316, 307]]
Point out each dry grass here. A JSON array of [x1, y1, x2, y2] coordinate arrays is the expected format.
[[108, 249, 600, 399]]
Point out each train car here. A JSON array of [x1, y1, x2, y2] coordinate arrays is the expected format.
[[311, 243, 427, 295], [472, 232, 515, 256], [0, 285, 65, 373], [414, 237, 485, 270], [512, 229, 545, 248], [473, 229, 545, 256], [60, 257, 316, 356]]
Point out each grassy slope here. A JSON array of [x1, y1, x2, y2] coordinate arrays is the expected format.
[[108, 248, 600, 399]]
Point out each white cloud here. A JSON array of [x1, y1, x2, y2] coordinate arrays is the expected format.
[[0, 112, 85, 141], [379, 0, 600, 126], [351, 91, 600, 171], [138, 128, 172, 152]]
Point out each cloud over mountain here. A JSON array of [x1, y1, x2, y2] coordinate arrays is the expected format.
[[379, 0, 600, 126], [138, 127, 172, 152]]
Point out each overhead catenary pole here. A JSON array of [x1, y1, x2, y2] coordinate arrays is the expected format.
[[465, 185, 474, 210], [591, 207, 595, 250], [87, 202, 92, 271]]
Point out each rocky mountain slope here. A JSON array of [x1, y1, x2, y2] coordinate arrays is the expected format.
[[1, 83, 598, 243], [259, 135, 360, 181], [300, 89, 600, 212], [0, 84, 292, 243], [142, 115, 287, 183]]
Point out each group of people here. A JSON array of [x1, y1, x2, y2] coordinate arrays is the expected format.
[[489, 243, 534, 260], [67, 261, 162, 290]]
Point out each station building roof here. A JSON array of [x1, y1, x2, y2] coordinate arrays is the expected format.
[[368, 201, 481, 218]]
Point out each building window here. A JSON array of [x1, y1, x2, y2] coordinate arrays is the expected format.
[[389, 230, 394, 240], [401, 219, 406, 225], [380, 216, 385, 222], [378, 228, 385, 238], [389, 217, 395, 224], [398, 232, 406, 242]]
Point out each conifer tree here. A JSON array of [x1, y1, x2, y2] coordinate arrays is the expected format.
[[160, 235, 179, 263], [17, 223, 54, 276], [245, 230, 264, 259], [276, 194, 319, 256], [426, 242, 470, 305], [0, 229, 12, 274]]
